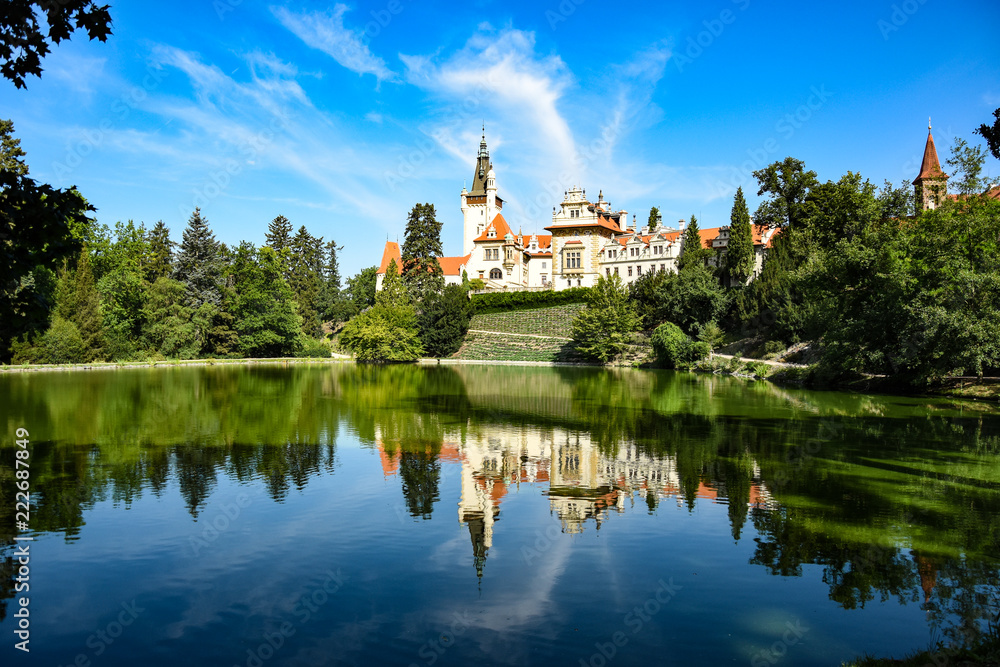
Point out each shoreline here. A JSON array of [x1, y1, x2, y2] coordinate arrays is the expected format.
[[2, 356, 996, 404]]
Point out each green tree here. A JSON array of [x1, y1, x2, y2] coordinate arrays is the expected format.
[[319, 239, 352, 324], [678, 214, 712, 270], [570, 274, 640, 362], [725, 187, 754, 284], [0, 1, 113, 89], [651, 321, 709, 369], [146, 220, 174, 283], [288, 225, 325, 337], [40, 316, 85, 364], [418, 284, 472, 358], [95, 220, 152, 360], [946, 137, 998, 197], [229, 243, 302, 358], [0, 119, 28, 175], [647, 206, 660, 228], [752, 157, 818, 232], [975, 108, 1000, 161], [142, 277, 199, 358], [265, 214, 293, 252], [1, 120, 92, 360], [339, 259, 423, 362], [401, 203, 444, 301], [653, 263, 728, 337], [51, 249, 103, 361], [629, 268, 669, 329], [346, 266, 377, 310], [175, 208, 224, 309]]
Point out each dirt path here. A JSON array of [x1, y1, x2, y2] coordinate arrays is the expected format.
[[466, 329, 572, 341]]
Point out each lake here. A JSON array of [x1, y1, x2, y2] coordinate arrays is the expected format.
[[1, 363, 998, 666]]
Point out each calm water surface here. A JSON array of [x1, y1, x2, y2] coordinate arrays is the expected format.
[[1, 364, 998, 666]]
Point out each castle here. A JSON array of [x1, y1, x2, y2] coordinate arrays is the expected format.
[[377, 123, 970, 292]]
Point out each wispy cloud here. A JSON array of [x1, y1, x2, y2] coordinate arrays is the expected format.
[[400, 27, 580, 224], [272, 5, 396, 83]]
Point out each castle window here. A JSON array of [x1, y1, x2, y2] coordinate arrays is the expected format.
[[563, 250, 582, 271], [637, 265, 643, 276], [606, 268, 611, 276], [614, 267, 618, 275], [542, 261, 547, 269], [628, 266, 633, 277], [489, 268, 502, 280]]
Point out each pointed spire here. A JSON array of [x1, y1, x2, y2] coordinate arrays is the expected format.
[[913, 123, 948, 184]]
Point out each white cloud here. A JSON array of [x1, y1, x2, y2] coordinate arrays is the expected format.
[[272, 5, 396, 83]]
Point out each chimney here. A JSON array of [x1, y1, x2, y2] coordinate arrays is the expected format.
[[679, 219, 686, 233]]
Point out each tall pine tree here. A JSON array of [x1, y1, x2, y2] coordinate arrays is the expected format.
[[146, 220, 175, 283], [174, 208, 224, 309], [288, 225, 324, 337], [318, 239, 343, 322], [678, 214, 711, 271], [401, 203, 444, 301], [174, 208, 237, 355], [265, 215, 292, 251], [52, 249, 104, 361], [725, 187, 755, 284]]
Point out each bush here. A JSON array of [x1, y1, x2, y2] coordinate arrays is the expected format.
[[340, 303, 423, 362], [763, 340, 786, 356], [651, 321, 709, 369], [471, 287, 591, 314], [42, 316, 86, 364], [296, 336, 332, 358]]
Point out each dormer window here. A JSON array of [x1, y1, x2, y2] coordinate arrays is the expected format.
[[488, 228, 496, 238]]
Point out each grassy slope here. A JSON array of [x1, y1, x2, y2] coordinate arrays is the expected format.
[[452, 304, 586, 362]]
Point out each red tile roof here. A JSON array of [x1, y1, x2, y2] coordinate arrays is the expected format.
[[913, 129, 948, 184], [473, 213, 514, 242], [545, 213, 623, 233], [377, 241, 468, 276], [437, 254, 471, 276], [377, 241, 401, 274]]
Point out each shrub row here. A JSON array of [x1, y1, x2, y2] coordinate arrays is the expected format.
[[470, 287, 593, 314]]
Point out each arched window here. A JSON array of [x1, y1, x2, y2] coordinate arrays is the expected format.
[[489, 268, 503, 280]]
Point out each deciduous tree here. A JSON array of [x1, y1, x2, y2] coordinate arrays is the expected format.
[[570, 274, 639, 362], [0, 1, 113, 89]]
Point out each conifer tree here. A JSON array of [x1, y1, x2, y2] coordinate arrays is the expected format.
[[52, 249, 103, 361], [725, 187, 755, 284], [0, 119, 28, 175], [401, 203, 444, 301], [288, 225, 324, 337], [146, 220, 175, 282], [647, 206, 660, 229], [173, 209, 237, 355], [678, 214, 710, 271], [265, 215, 292, 251], [318, 239, 343, 321], [174, 208, 224, 309]]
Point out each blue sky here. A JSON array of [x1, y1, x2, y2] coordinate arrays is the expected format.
[[2, 0, 999, 278]]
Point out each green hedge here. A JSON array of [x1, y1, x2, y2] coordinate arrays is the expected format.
[[471, 287, 593, 314]]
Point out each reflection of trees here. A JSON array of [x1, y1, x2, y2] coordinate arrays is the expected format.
[[1, 362, 1000, 647], [398, 448, 442, 519]]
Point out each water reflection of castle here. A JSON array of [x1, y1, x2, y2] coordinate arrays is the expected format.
[[375, 424, 773, 576]]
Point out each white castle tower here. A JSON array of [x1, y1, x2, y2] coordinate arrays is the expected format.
[[460, 129, 503, 255]]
